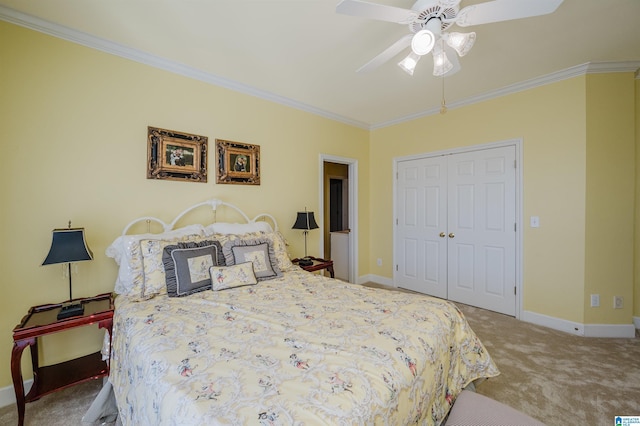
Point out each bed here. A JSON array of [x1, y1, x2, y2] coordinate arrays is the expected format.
[[104, 199, 499, 425]]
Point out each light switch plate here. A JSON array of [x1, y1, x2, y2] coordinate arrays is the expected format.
[[530, 216, 540, 228]]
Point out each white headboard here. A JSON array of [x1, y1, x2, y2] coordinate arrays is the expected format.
[[121, 198, 278, 235]]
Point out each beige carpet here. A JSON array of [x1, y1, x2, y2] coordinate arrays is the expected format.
[[0, 379, 107, 426], [456, 302, 640, 425], [1, 284, 638, 425]]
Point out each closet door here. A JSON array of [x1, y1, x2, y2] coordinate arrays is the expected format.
[[394, 145, 517, 316], [395, 156, 448, 298], [447, 146, 516, 316]]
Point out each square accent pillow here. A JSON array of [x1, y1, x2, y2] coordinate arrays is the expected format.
[[221, 237, 282, 281], [210, 262, 258, 291], [163, 240, 224, 297], [141, 236, 224, 299]]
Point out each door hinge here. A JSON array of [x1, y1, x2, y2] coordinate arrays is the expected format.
[[514, 286, 517, 295], [396, 265, 398, 271], [396, 218, 398, 225], [514, 159, 517, 169], [514, 222, 517, 232]]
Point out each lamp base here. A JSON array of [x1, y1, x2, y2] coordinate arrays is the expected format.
[[57, 302, 84, 320], [298, 258, 313, 267]]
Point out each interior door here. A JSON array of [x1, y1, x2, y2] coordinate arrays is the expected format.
[[446, 146, 516, 316], [394, 145, 517, 316], [395, 156, 448, 298]]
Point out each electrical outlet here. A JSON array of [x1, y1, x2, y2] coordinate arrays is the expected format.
[[614, 296, 623, 309], [376, 258, 382, 266], [590, 294, 600, 307]]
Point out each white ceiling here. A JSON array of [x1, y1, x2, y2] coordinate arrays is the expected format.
[[2, 0, 640, 128]]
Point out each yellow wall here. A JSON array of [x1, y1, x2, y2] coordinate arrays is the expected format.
[[370, 74, 636, 326], [1, 19, 638, 393], [584, 73, 636, 324], [0, 21, 369, 389], [636, 77, 640, 320]]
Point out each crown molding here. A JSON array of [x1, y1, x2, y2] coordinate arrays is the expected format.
[[2, 5, 637, 131], [372, 61, 640, 129], [585, 61, 640, 74], [0, 5, 370, 130]]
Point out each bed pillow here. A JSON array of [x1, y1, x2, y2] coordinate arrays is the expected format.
[[140, 236, 225, 299], [210, 262, 258, 291], [163, 240, 224, 297], [105, 224, 205, 297], [270, 231, 296, 272], [204, 221, 272, 236], [214, 231, 296, 272], [221, 237, 282, 281]]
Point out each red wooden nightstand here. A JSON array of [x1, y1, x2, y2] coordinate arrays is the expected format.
[[292, 256, 335, 278], [11, 292, 114, 426]]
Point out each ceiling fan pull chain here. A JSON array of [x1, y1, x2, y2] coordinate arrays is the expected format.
[[440, 40, 447, 114]]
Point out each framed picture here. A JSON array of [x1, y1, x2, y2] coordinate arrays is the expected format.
[[216, 139, 260, 185], [147, 126, 208, 182]]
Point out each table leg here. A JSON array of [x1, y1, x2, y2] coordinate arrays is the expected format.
[[11, 338, 34, 426], [327, 264, 335, 278], [98, 317, 114, 370]]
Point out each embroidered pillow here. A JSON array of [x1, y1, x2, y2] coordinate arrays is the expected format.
[[214, 231, 295, 272], [163, 241, 224, 297], [141, 237, 224, 298], [221, 237, 282, 281], [210, 262, 258, 291]]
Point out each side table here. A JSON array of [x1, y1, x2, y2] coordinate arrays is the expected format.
[[292, 256, 335, 278], [11, 292, 114, 426]]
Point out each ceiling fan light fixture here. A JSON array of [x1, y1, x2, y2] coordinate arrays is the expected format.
[[410, 29, 436, 55], [398, 52, 420, 75], [444, 31, 476, 57], [432, 46, 453, 77]]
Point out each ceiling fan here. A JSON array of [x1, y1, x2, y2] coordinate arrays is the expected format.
[[336, 0, 564, 77]]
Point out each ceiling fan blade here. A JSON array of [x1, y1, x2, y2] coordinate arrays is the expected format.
[[356, 34, 412, 73], [455, 0, 563, 27], [336, 0, 418, 24]]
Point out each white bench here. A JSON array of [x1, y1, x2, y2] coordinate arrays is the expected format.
[[445, 390, 545, 426]]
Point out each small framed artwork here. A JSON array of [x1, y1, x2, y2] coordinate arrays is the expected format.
[[147, 126, 208, 182], [216, 139, 260, 185]]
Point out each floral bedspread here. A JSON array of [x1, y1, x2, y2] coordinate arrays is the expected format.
[[109, 270, 499, 425]]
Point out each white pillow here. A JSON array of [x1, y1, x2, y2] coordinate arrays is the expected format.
[[204, 221, 272, 236], [106, 224, 205, 296]]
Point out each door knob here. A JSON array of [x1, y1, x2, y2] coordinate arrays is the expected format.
[[449, 233, 455, 238], [439, 232, 446, 238]]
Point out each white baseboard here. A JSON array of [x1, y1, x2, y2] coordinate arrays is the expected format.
[[0, 379, 32, 409], [360, 280, 638, 337], [357, 274, 394, 286], [522, 310, 585, 335], [583, 323, 637, 338], [523, 310, 637, 338]]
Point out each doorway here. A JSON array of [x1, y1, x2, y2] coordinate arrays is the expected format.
[[320, 155, 358, 283], [394, 141, 521, 316]]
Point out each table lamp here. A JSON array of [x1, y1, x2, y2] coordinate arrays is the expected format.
[[292, 209, 319, 266], [42, 222, 93, 320]]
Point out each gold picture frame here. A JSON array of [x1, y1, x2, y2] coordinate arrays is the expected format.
[[216, 139, 260, 185], [147, 127, 208, 182]]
